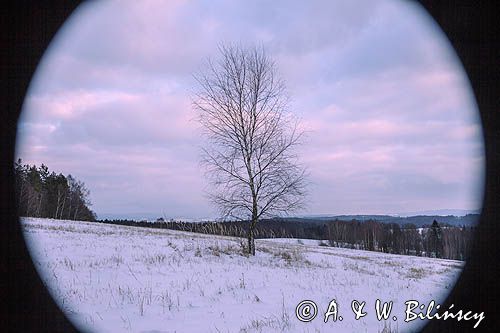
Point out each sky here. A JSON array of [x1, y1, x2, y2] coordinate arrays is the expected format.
[[16, 0, 484, 220]]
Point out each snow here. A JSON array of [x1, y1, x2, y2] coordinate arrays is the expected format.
[[21, 217, 464, 333], [264, 238, 329, 246]]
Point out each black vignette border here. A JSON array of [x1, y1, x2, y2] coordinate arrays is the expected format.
[[418, 0, 498, 332], [3, 2, 81, 332]]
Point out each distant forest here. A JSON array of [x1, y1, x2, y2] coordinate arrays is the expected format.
[[14, 160, 475, 260], [14, 160, 96, 221], [97, 217, 476, 261]]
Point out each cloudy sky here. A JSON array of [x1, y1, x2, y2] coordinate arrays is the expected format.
[[16, 0, 484, 220]]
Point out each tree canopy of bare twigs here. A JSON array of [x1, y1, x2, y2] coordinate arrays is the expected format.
[[193, 44, 307, 255]]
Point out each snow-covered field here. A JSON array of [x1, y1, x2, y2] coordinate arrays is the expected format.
[[21, 218, 464, 333]]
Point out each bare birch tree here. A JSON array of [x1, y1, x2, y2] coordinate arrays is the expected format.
[[194, 44, 307, 255]]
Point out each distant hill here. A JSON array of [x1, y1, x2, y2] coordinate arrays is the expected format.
[[395, 209, 480, 217], [97, 212, 160, 221], [99, 211, 480, 228], [278, 213, 480, 227]]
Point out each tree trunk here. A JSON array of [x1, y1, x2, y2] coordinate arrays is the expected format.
[[67, 196, 73, 220], [59, 195, 66, 220], [247, 217, 257, 256], [55, 188, 61, 219], [73, 204, 79, 220], [36, 192, 43, 217]]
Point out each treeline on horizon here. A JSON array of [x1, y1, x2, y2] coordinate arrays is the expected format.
[[97, 217, 475, 261], [14, 160, 473, 261], [14, 159, 96, 221]]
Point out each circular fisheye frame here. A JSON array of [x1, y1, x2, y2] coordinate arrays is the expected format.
[[16, 1, 485, 332]]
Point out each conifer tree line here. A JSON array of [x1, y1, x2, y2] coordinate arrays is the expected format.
[[14, 159, 96, 221], [97, 217, 475, 261], [325, 219, 474, 260]]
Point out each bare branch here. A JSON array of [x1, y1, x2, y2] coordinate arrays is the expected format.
[[193, 44, 308, 254]]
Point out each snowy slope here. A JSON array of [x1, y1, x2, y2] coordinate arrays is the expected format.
[[21, 217, 463, 333]]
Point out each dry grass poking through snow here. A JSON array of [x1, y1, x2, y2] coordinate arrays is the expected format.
[[22, 218, 463, 333]]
